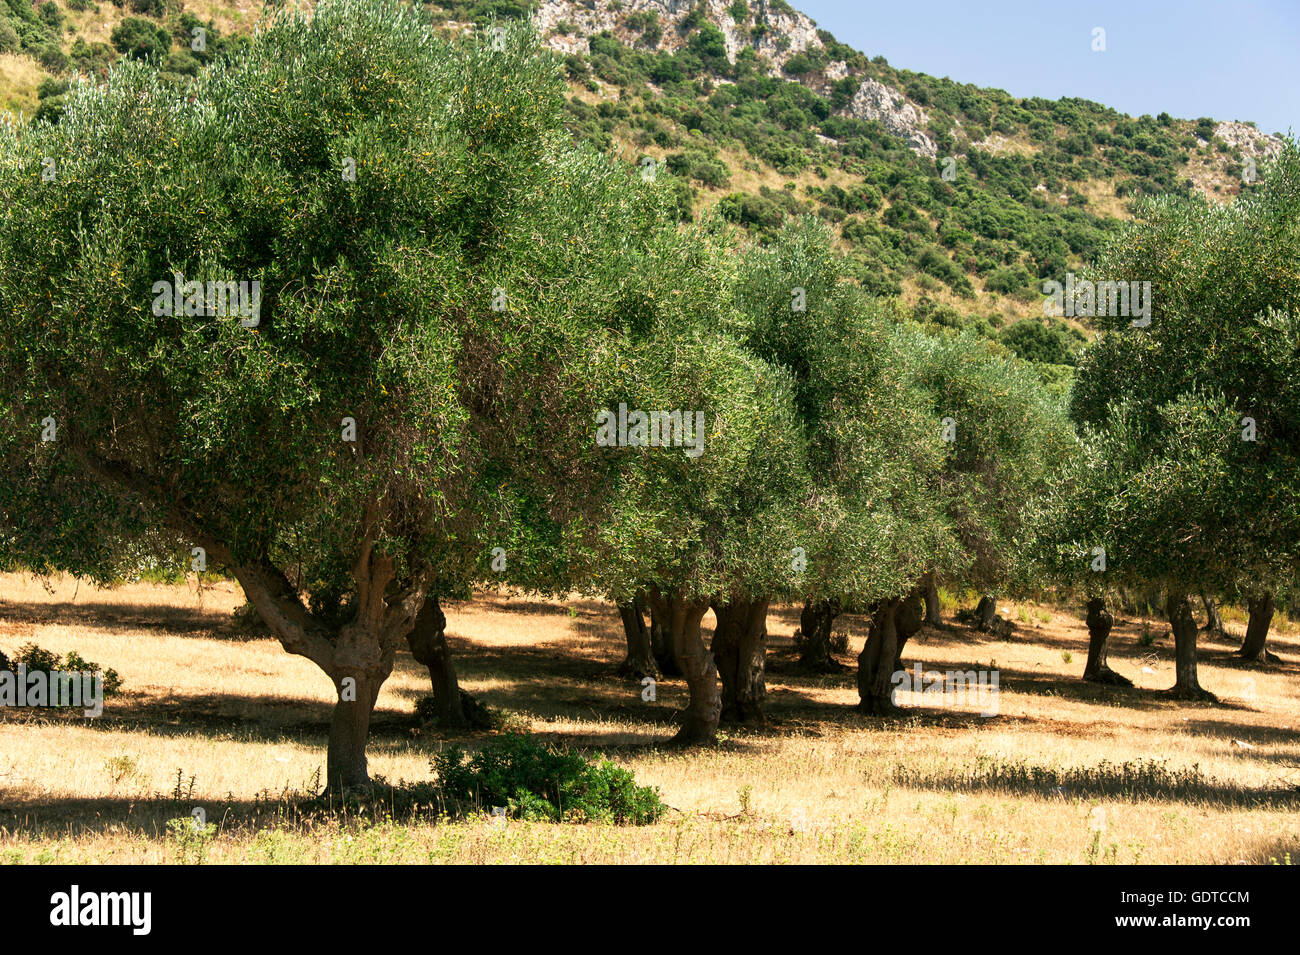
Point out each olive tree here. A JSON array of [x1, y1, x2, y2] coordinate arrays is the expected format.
[[1029, 140, 1300, 699], [0, 0, 701, 785]]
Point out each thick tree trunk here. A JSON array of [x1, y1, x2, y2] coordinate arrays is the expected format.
[[1082, 597, 1132, 685], [857, 598, 902, 715], [617, 594, 659, 679], [1166, 589, 1217, 701], [649, 602, 681, 677], [1237, 592, 1279, 663], [975, 595, 997, 631], [649, 590, 718, 744], [712, 597, 769, 723], [798, 598, 843, 671], [325, 620, 396, 791], [407, 596, 489, 729], [893, 588, 925, 673], [921, 571, 941, 625], [1200, 593, 1226, 638]]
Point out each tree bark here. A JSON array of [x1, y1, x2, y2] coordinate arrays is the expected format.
[[1237, 592, 1279, 663], [893, 588, 925, 673], [1082, 597, 1132, 685], [857, 598, 902, 715], [649, 602, 681, 676], [711, 597, 769, 723], [325, 619, 397, 791], [617, 594, 659, 679], [648, 589, 718, 744], [407, 596, 490, 729], [921, 571, 941, 625], [1166, 589, 1217, 701], [1200, 593, 1226, 638], [798, 598, 843, 671]]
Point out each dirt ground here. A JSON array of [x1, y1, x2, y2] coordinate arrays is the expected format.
[[1, 573, 1297, 864]]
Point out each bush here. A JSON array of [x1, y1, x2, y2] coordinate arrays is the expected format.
[[984, 265, 1032, 294], [4, 643, 123, 696], [999, 319, 1082, 365], [431, 734, 666, 824], [36, 77, 69, 99], [37, 2, 62, 32], [110, 17, 171, 60], [33, 95, 65, 124], [37, 44, 70, 73], [164, 50, 201, 76], [0, 22, 18, 55]]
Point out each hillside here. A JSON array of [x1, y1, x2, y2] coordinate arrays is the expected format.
[[1, 0, 1287, 364]]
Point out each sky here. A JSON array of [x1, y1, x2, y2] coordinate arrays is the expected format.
[[792, 0, 1298, 139]]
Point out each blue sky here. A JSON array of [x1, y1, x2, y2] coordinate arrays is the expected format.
[[793, 0, 1298, 138]]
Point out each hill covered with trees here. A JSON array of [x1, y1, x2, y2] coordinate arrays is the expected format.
[[1, 0, 1286, 369]]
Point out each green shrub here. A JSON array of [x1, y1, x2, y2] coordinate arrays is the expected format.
[[36, 77, 69, 99], [5, 643, 123, 696], [110, 16, 171, 60], [432, 734, 665, 824], [164, 49, 201, 76], [0, 22, 18, 55]]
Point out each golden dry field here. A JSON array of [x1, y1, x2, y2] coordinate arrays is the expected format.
[[1, 572, 1297, 864]]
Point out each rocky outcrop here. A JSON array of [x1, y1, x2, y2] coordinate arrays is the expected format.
[[844, 77, 937, 158], [535, 0, 822, 75], [1214, 121, 1284, 164], [535, 0, 939, 158]]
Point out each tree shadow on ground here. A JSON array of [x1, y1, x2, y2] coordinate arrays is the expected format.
[[0, 598, 233, 639]]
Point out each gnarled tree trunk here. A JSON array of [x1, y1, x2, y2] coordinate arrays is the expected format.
[[648, 589, 718, 744], [921, 571, 941, 625], [1237, 592, 1279, 663], [1200, 593, 1226, 638], [893, 588, 925, 674], [407, 596, 490, 729], [798, 598, 842, 671], [1166, 589, 1217, 701], [617, 594, 659, 679], [712, 597, 769, 723], [649, 602, 681, 676], [1083, 597, 1132, 685], [857, 598, 902, 715], [324, 618, 401, 791]]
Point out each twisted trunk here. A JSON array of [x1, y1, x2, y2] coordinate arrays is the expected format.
[[648, 590, 718, 744], [712, 597, 769, 723], [798, 598, 843, 671], [1237, 592, 1279, 663], [1166, 589, 1217, 702], [893, 588, 925, 673], [1083, 597, 1132, 685], [617, 594, 658, 679], [921, 571, 941, 624], [649, 602, 681, 676], [407, 596, 489, 729], [857, 598, 902, 715], [1200, 593, 1226, 638]]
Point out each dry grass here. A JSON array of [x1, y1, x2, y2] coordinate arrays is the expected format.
[[1, 572, 1298, 864], [0, 53, 45, 117]]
